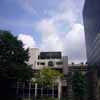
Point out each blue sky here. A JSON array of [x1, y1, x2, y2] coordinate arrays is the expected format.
[[0, 0, 86, 63]]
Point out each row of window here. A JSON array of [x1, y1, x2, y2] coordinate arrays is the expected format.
[[17, 88, 58, 97], [17, 85, 58, 97], [37, 61, 63, 66], [38, 52, 62, 59]]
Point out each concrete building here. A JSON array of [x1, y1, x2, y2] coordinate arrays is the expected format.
[[17, 48, 88, 99], [28, 48, 68, 75], [83, 0, 100, 65], [68, 63, 88, 73], [28, 48, 40, 69], [67, 63, 88, 100], [23, 48, 68, 99]]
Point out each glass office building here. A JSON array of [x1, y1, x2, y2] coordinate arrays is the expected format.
[[83, 0, 100, 65]]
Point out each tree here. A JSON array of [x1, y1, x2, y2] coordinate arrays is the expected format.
[[33, 67, 63, 86], [0, 30, 33, 81], [72, 71, 87, 100], [87, 65, 99, 100], [0, 30, 33, 100], [32, 68, 63, 100]]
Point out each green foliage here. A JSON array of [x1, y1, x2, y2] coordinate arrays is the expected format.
[[0, 30, 33, 81], [72, 72, 87, 99], [33, 67, 63, 86]]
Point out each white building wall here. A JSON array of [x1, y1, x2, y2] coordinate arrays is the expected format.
[[28, 48, 40, 69], [28, 48, 68, 73], [36, 59, 63, 69]]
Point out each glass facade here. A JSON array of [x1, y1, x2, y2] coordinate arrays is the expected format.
[[38, 52, 62, 59], [83, 0, 100, 65]]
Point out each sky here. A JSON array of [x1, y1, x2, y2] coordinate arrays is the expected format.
[[0, 0, 86, 63]]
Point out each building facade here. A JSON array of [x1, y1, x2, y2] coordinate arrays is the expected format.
[[83, 0, 100, 65], [28, 48, 68, 75], [87, 34, 100, 65], [67, 63, 88, 100], [17, 48, 88, 99], [17, 48, 68, 99], [83, 1, 100, 100]]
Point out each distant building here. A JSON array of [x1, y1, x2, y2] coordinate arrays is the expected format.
[[17, 48, 68, 99], [68, 63, 88, 73], [28, 48, 68, 75], [17, 48, 87, 99], [28, 48, 40, 69], [67, 63, 88, 100]]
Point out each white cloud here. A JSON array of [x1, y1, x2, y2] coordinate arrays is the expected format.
[[35, 0, 86, 63], [36, 18, 64, 52], [65, 24, 86, 63], [18, 34, 36, 49], [36, 19, 57, 37], [16, 0, 86, 63], [41, 34, 64, 52]]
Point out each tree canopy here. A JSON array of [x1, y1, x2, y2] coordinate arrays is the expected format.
[[0, 30, 33, 81], [33, 67, 63, 86], [72, 71, 87, 100]]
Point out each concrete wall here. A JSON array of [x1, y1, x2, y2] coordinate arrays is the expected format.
[[28, 48, 40, 69]]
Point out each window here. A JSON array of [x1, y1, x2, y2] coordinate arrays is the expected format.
[[38, 52, 62, 59], [56, 61, 63, 65], [37, 62, 39, 65], [37, 62, 45, 65], [40, 62, 45, 65], [38, 56, 40, 59], [48, 61, 54, 66]]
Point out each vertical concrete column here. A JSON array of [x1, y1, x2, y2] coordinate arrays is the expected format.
[[29, 82, 31, 100], [58, 79, 62, 100], [52, 84, 54, 98], [35, 83, 37, 99], [41, 86, 43, 96]]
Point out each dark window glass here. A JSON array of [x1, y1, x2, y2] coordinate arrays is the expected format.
[[40, 62, 45, 65], [38, 56, 40, 59], [48, 61, 54, 66], [56, 61, 63, 65], [38, 52, 62, 59], [37, 88, 41, 95], [43, 87, 47, 94], [37, 62, 39, 65]]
